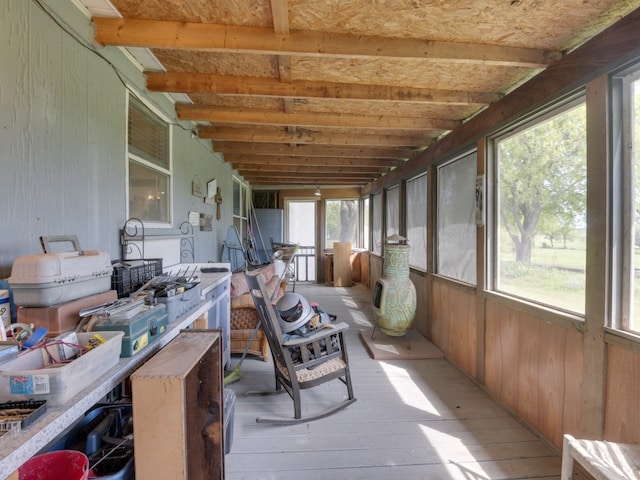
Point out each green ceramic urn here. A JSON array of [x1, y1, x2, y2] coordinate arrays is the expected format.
[[373, 235, 417, 336]]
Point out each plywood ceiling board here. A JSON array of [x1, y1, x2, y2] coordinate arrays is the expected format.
[[89, 0, 640, 188], [154, 51, 280, 78], [289, 57, 536, 93], [288, 0, 639, 50], [111, 0, 273, 26], [284, 97, 477, 119]]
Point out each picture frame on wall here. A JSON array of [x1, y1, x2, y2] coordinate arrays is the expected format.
[[205, 179, 217, 205]]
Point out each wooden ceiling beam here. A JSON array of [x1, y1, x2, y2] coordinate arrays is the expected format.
[[214, 142, 416, 158], [93, 17, 560, 67], [234, 163, 391, 174], [178, 105, 457, 131], [199, 126, 434, 146], [238, 170, 382, 177], [240, 176, 371, 185], [223, 154, 404, 167], [146, 72, 501, 106], [270, 0, 290, 36]]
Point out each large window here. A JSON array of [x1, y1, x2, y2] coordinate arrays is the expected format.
[[385, 186, 400, 238], [232, 177, 249, 241], [127, 95, 171, 224], [406, 173, 427, 270], [325, 199, 359, 247], [494, 100, 587, 314], [436, 152, 477, 284], [372, 192, 382, 255], [362, 197, 370, 251], [617, 66, 640, 334]]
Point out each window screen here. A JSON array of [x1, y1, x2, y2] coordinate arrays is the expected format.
[[436, 152, 477, 284]]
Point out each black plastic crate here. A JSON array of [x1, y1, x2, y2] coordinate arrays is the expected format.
[[0, 400, 47, 438], [111, 259, 163, 298]]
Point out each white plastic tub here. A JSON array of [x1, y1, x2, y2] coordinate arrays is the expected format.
[[0, 331, 123, 405]]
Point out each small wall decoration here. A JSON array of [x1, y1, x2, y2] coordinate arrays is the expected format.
[[204, 179, 217, 205], [188, 211, 200, 226], [192, 176, 203, 197], [215, 187, 223, 221], [200, 213, 213, 231]]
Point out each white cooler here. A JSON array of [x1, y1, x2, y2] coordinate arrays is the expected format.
[[9, 235, 113, 307]]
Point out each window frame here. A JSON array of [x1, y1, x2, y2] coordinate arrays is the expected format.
[[385, 184, 400, 239], [489, 95, 588, 316], [435, 150, 478, 285], [324, 198, 360, 248], [405, 172, 428, 271], [126, 93, 173, 227], [362, 196, 370, 251], [371, 192, 383, 255], [233, 176, 250, 242], [611, 63, 640, 335]]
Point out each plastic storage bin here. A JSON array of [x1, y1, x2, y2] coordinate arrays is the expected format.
[[94, 305, 168, 357], [156, 284, 201, 323], [0, 331, 123, 405], [9, 238, 113, 307]]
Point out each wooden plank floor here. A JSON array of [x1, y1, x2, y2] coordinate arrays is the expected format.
[[224, 283, 562, 480]]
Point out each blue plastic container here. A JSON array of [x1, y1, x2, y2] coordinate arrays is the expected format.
[[48, 404, 134, 480]]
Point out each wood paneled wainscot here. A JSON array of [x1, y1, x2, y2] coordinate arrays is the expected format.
[[430, 278, 477, 377], [604, 343, 640, 443], [484, 300, 583, 448]]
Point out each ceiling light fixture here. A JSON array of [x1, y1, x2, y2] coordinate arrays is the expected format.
[[314, 186, 321, 196]]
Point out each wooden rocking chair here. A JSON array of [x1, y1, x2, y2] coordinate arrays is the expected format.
[[245, 271, 356, 425]]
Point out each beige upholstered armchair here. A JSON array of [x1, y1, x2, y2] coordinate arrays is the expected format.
[[229, 263, 285, 361]]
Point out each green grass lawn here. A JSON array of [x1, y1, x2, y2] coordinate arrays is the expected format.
[[497, 237, 640, 330], [498, 260, 586, 314]]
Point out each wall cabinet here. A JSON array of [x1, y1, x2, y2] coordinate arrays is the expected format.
[[203, 280, 230, 368]]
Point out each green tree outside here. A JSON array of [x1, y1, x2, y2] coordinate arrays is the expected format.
[[497, 103, 587, 313]]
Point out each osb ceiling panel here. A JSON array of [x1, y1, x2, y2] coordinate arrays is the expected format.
[[190, 94, 285, 110], [289, 57, 534, 92], [288, 0, 638, 49], [153, 51, 280, 78], [110, 0, 273, 26], [90, 0, 640, 188]]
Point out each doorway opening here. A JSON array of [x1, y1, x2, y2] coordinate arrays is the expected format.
[[286, 200, 317, 282]]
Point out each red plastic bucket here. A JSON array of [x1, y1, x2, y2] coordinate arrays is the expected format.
[[19, 450, 89, 480]]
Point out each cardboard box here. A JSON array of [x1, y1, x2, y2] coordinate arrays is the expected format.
[[17, 290, 118, 338]]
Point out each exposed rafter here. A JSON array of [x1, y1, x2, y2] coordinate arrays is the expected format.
[[235, 164, 391, 174], [213, 142, 417, 158], [93, 17, 561, 67], [177, 105, 458, 131], [223, 154, 405, 168], [86, 0, 634, 188], [198, 126, 436, 146], [146, 72, 502, 106]]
